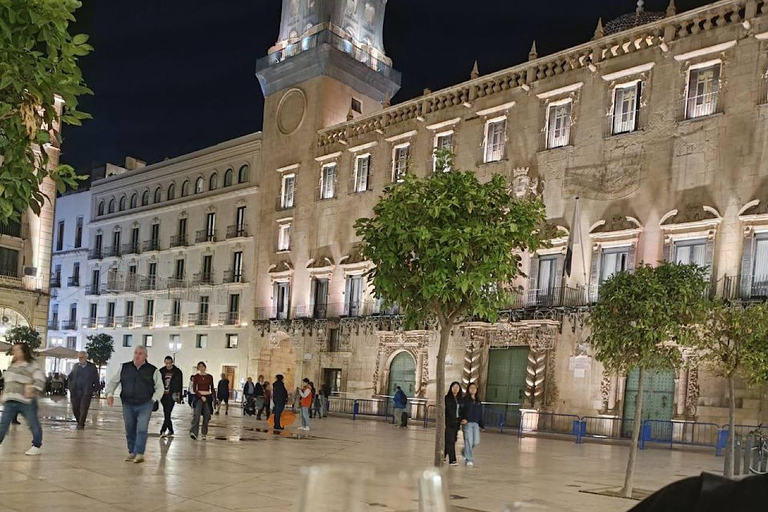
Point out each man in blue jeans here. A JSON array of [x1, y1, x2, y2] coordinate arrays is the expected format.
[[106, 346, 163, 463]]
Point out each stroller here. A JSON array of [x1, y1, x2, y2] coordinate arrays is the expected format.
[[243, 395, 257, 416]]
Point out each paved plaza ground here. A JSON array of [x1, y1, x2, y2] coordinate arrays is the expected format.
[[0, 398, 722, 512]]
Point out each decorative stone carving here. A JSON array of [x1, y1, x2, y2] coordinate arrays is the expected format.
[[685, 366, 699, 417], [511, 167, 539, 199], [525, 349, 547, 408], [600, 374, 612, 412]]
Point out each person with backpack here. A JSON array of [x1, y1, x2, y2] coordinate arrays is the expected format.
[[393, 385, 408, 428], [271, 375, 289, 431], [459, 382, 484, 467], [444, 381, 463, 466]]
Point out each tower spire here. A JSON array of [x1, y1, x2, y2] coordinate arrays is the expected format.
[[529, 41, 538, 61], [666, 0, 677, 16], [470, 61, 479, 80], [594, 18, 604, 39]]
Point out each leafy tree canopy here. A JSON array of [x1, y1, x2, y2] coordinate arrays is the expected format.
[[4, 325, 42, 354], [589, 262, 710, 374], [85, 333, 114, 369], [0, 0, 91, 221], [355, 153, 548, 327]]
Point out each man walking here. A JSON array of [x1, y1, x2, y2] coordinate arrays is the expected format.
[[159, 356, 183, 437], [393, 385, 408, 428], [67, 351, 100, 430], [271, 374, 288, 431], [254, 375, 266, 420], [105, 346, 163, 463]]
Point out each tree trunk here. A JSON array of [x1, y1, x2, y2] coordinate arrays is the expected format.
[[433, 319, 451, 466], [724, 374, 736, 478], [622, 366, 645, 498]]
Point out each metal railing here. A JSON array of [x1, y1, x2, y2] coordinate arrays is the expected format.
[[195, 230, 216, 243], [122, 242, 140, 255], [61, 320, 77, 330], [226, 224, 248, 239], [167, 277, 186, 289], [116, 316, 135, 329], [142, 239, 161, 252], [67, 276, 80, 287], [104, 246, 120, 258], [138, 315, 154, 328], [139, 276, 158, 291], [507, 286, 587, 309], [220, 311, 241, 326], [164, 314, 181, 327], [88, 249, 103, 260], [48, 320, 59, 330], [719, 274, 768, 301], [86, 284, 101, 295], [0, 220, 24, 238], [193, 272, 214, 286], [98, 316, 116, 328], [81, 317, 97, 329], [223, 269, 244, 284], [50, 276, 61, 288], [170, 234, 188, 248], [188, 312, 209, 326]]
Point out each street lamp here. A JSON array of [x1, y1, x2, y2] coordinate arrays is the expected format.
[[169, 339, 182, 363]]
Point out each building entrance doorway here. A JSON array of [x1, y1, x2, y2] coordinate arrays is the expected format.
[[485, 347, 529, 426], [222, 365, 237, 395], [622, 368, 675, 438], [387, 352, 415, 397], [323, 368, 342, 396]]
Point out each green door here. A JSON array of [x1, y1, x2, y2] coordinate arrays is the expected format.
[[388, 352, 416, 398], [485, 348, 529, 427], [622, 368, 675, 438]]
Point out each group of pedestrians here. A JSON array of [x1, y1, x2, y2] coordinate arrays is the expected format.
[[444, 381, 483, 467]]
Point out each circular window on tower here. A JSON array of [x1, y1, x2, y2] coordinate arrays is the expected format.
[[277, 88, 307, 135]]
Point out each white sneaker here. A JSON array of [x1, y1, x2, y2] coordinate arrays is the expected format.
[[133, 454, 145, 464], [466, 461, 474, 467], [125, 453, 136, 461], [190, 433, 197, 440], [201, 435, 207, 440], [25, 446, 41, 456]]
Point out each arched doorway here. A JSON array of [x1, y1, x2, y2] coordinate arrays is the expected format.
[[387, 351, 416, 397], [258, 335, 297, 391]]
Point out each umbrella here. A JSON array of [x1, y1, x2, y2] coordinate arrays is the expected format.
[[39, 346, 80, 359]]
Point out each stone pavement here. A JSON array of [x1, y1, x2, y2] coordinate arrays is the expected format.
[[0, 398, 722, 512]]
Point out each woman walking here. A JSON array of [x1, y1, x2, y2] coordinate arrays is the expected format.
[[189, 362, 215, 440], [444, 381, 463, 466], [0, 343, 46, 455], [299, 378, 312, 431], [215, 373, 230, 416], [460, 382, 484, 467]]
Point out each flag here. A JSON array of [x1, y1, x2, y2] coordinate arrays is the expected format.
[[564, 197, 581, 278]]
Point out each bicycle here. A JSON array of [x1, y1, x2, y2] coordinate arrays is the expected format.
[[748, 424, 768, 475]]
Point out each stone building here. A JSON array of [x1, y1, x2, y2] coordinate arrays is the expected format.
[[250, 0, 768, 429]]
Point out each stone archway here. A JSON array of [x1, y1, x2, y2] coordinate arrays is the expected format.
[[258, 332, 298, 391], [0, 307, 31, 342]]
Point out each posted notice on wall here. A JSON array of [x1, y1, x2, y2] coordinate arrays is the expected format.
[[569, 356, 591, 378]]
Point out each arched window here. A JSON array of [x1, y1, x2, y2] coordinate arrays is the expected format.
[[181, 180, 189, 197], [209, 173, 218, 191], [195, 177, 204, 194], [119, 196, 126, 211], [130, 193, 138, 209], [154, 187, 162, 203], [224, 168, 233, 187], [238, 164, 249, 183], [97, 201, 105, 216], [142, 190, 150, 206], [167, 183, 176, 200], [108, 198, 116, 214]]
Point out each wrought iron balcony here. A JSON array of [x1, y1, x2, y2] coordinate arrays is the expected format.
[[718, 274, 768, 301], [67, 276, 80, 287], [82, 317, 97, 329], [99, 316, 116, 328], [104, 246, 121, 258], [122, 242, 140, 255], [138, 315, 154, 328], [117, 316, 135, 328], [142, 239, 161, 252], [48, 320, 59, 330], [226, 224, 248, 239], [223, 269, 244, 284], [124, 274, 140, 292], [170, 234, 188, 248], [254, 307, 284, 321], [50, 276, 61, 288], [188, 312, 210, 326], [0, 220, 24, 238], [193, 272, 214, 286], [167, 277, 186, 289], [164, 314, 182, 327], [219, 311, 241, 326], [61, 320, 77, 330], [195, 230, 217, 243], [86, 284, 101, 295], [88, 249, 103, 260], [139, 276, 158, 291]]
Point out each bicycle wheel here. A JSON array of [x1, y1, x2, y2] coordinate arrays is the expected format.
[[748, 446, 768, 475]]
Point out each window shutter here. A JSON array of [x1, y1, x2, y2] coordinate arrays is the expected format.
[[740, 234, 754, 299], [554, 254, 565, 288], [528, 254, 540, 290], [626, 243, 637, 272], [589, 248, 601, 302], [344, 277, 351, 316], [704, 238, 715, 280], [662, 239, 672, 262]]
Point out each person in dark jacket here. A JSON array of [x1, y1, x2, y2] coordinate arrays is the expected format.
[[159, 356, 183, 437], [105, 346, 164, 463], [444, 381, 463, 466], [215, 373, 230, 415], [254, 375, 266, 420], [459, 382, 484, 467], [393, 386, 408, 427], [271, 374, 289, 431], [67, 351, 100, 430]]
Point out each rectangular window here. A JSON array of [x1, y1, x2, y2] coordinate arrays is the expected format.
[[752, 235, 768, 294], [112, 230, 121, 255], [484, 118, 506, 163], [202, 255, 213, 282], [433, 132, 454, 172], [57, 221, 64, 251], [232, 251, 243, 282], [178, 217, 187, 236], [123, 334, 133, 348], [599, 248, 629, 284], [69, 303, 77, 323], [674, 239, 707, 266], [199, 296, 209, 324], [344, 275, 364, 317], [537, 256, 558, 295], [229, 294, 240, 314], [54, 264, 61, 282], [328, 328, 340, 353], [206, 212, 216, 240], [131, 227, 140, 251], [171, 299, 181, 326], [235, 206, 246, 231], [107, 301, 116, 319], [89, 303, 97, 322], [143, 334, 153, 348], [274, 281, 290, 320], [313, 278, 329, 319], [66, 336, 77, 350], [546, 101, 571, 149], [612, 82, 641, 134], [196, 334, 208, 349], [72, 262, 80, 284], [281, 174, 296, 209], [320, 164, 336, 199], [353, 154, 371, 193], [392, 143, 409, 182], [351, 97, 362, 114], [125, 300, 134, 318], [686, 63, 720, 120], [175, 259, 185, 280], [145, 299, 155, 317], [91, 269, 100, 289], [75, 217, 83, 248], [0, 247, 18, 278], [226, 334, 239, 349], [151, 223, 160, 245], [51, 303, 59, 322], [95, 233, 103, 252], [148, 262, 157, 280], [278, 223, 291, 252]]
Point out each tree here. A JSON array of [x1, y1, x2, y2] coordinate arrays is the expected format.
[[689, 300, 768, 478], [3, 325, 42, 354], [0, 0, 92, 222], [588, 262, 709, 498], [85, 333, 114, 375], [355, 150, 548, 465]]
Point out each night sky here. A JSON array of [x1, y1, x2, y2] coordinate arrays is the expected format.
[[63, 0, 708, 172]]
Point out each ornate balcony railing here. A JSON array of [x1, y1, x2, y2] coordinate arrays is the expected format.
[[170, 234, 188, 248], [82, 317, 97, 329], [138, 315, 154, 328], [67, 276, 80, 287], [48, 320, 59, 330], [142, 239, 161, 252], [193, 272, 214, 286], [61, 320, 77, 330], [104, 246, 121, 258], [50, 276, 61, 288], [122, 242, 140, 255], [223, 269, 244, 284], [219, 311, 241, 326], [195, 230, 216, 243], [188, 312, 210, 326], [718, 274, 768, 301], [86, 284, 101, 296], [226, 224, 248, 239], [88, 249, 103, 260], [98, 316, 116, 328], [164, 314, 181, 327]]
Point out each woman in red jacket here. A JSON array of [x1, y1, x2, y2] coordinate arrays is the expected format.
[[189, 362, 215, 440]]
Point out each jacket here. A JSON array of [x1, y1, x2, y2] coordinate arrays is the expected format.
[[68, 361, 100, 395], [254, 382, 265, 397], [1, 361, 45, 404], [243, 381, 256, 396], [460, 397, 485, 429], [300, 385, 312, 408], [158, 365, 183, 396], [445, 393, 462, 428], [393, 389, 407, 409], [272, 380, 288, 406]]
